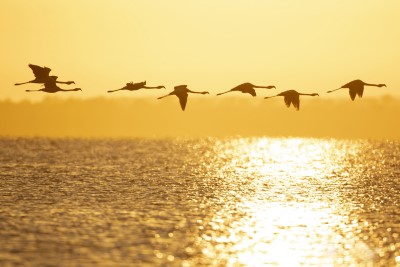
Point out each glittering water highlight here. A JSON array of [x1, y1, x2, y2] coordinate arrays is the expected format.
[[0, 137, 399, 266]]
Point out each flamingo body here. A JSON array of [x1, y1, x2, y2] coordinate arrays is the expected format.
[[25, 76, 81, 93], [327, 79, 386, 101], [108, 81, 165, 93], [157, 85, 209, 111], [265, 90, 319, 110], [217, 82, 275, 97], [15, 64, 75, 85]]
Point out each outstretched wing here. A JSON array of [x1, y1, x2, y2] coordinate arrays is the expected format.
[[349, 88, 357, 101], [356, 87, 364, 98], [178, 93, 188, 111], [247, 88, 256, 96], [29, 64, 51, 79], [283, 95, 291, 107], [292, 98, 300, 110], [133, 81, 146, 87]]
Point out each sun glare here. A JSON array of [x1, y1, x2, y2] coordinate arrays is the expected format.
[[233, 202, 340, 266], [194, 138, 374, 266]]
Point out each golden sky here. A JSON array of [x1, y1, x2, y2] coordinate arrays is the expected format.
[[1, 1, 399, 139], [1, 1, 399, 101]]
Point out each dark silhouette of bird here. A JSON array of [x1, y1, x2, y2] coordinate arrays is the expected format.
[[327, 79, 386, 101], [107, 81, 165, 93], [216, 82, 275, 97], [157, 85, 209, 111], [264, 90, 319, 110], [25, 76, 81, 93], [15, 64, 75, 86]]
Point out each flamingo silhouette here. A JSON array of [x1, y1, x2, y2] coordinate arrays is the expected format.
[[327, 79, 386, 101], [216, 82, 275, 97], [157, 85, 209, 111], [15, 64, 75, 86], [264, 90, 319, 110], [25, 76, 81, 93], [107, 81, 165, 93]]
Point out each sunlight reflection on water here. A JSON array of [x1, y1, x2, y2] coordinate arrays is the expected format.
[[0, 137, 399, 266], [192, 138, 398, 266]]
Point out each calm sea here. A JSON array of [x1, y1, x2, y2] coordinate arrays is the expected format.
[[0, 137, 399, 266]]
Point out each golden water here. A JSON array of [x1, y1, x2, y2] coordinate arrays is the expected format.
[[0, 137, 399, 266]]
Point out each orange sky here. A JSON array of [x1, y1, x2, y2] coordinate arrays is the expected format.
[[1, 1, 399, 138]]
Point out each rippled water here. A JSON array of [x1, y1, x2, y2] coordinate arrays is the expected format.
[[0, 137, 399, 266]]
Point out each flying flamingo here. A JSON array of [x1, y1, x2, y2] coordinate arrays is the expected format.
[[327, 79, 386, 100], [25, 76, 81, 93], [107, 81, 165, 93], [157, 85, 209, 111], [264, 90, 319, 110], [15, 64, 75, 86], [216, 82, 275, 97]]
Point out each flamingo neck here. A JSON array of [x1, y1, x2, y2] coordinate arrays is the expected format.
[[363, 83, 381, 87], [253, 85, 274, 89], [299, 93, 316, 96]]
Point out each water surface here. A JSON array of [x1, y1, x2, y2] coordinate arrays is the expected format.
[[0, 137, 399, 266]]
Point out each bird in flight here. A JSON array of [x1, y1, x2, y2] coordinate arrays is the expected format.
[[25, 76, 82, 93], [327, 79, 386, 100], [15, 64, 75, 86], [157, 85, 209, 111], [264, 90, 319, 110], [107, 81, 165, 93], [216, 82, 275, 97]]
